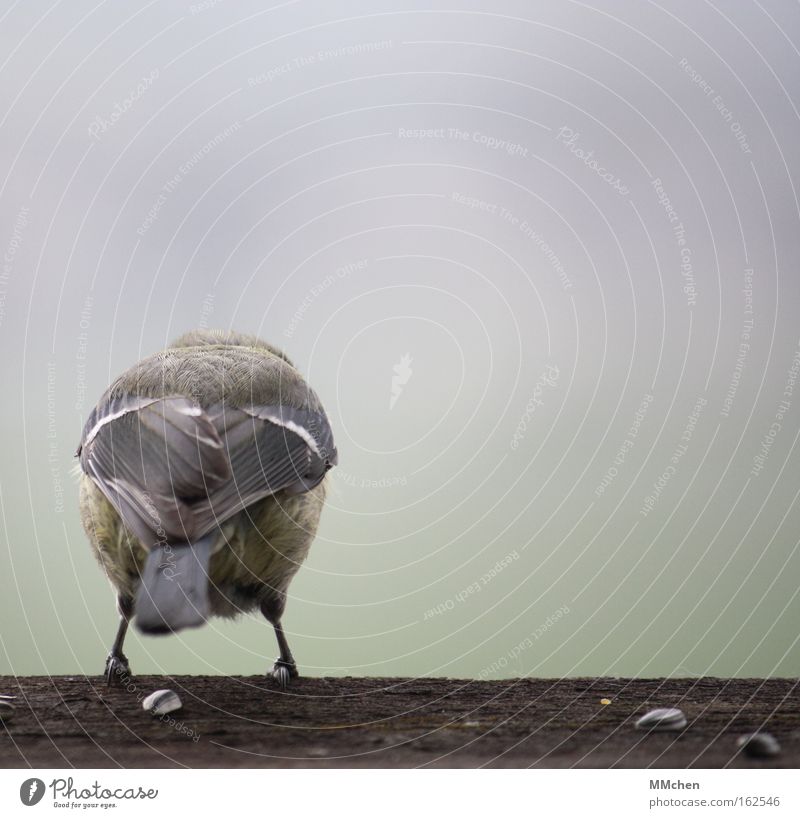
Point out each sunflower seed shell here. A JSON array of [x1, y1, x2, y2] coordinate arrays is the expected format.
[[635, 707, 687, 731], [142, 689, 182, 716], [736, 732, 780, 759]]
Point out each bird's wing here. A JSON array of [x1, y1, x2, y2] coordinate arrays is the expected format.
[[79, 396, 337, 545], [78, 395, 231, 545], [189, 403, 337, 535]]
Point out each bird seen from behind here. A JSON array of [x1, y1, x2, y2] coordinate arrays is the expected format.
[[76, 329, 337, 688]]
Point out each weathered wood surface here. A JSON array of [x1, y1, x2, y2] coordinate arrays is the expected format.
[[0, 675, 797, 768]]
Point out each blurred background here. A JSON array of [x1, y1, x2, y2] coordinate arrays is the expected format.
[[1, 0, 799, 679]]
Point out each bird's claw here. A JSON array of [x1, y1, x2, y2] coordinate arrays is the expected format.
[[267, 659, 298, 689], [104, 653, 131, 687]]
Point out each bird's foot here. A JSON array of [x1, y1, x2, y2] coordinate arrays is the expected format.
[[267, 659, 298, 689], [104, 653, 131, 687]]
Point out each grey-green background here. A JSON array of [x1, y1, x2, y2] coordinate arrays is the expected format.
[[1, 0, 799, 679]]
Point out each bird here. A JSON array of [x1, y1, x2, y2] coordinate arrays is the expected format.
[[76, 329, 337, 688]]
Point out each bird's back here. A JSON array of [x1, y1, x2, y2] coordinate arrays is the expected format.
[[77, 331, 337, 634], [101, 342, 321, 412]]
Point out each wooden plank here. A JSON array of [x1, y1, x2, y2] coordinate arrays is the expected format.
[[0, 676, 796, 768]]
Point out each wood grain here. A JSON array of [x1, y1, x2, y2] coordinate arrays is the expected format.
[[0, 675, 797, 768]]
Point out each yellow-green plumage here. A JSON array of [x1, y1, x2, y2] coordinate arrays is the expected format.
[[77, 329, 336, 685], [79, 472, 325, 617]]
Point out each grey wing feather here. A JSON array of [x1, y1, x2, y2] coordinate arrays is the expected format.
[[190, 403, 337, 534], [79, 396, 337, 546], [78, 395, 230, 545]]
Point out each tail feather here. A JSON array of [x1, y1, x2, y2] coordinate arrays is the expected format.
[[134, 535, 214, 635]]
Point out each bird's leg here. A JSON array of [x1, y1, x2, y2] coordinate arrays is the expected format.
[[105, 595, 133, 686], [261, 598, 298, 689]]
